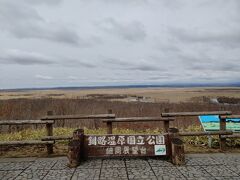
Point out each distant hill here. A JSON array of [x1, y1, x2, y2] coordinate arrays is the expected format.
[[1, 82, 240, 92]]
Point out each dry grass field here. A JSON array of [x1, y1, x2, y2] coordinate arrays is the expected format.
[[0, 87, 240, 156], [1, 87, 240, 102], [0, 87, 240, 133]]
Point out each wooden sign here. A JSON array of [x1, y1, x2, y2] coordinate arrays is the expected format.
[[84, 134, 169, 157], [67, 129, 185, 167]]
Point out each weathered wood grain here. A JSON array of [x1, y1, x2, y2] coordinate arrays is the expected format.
[[0, 120, 54, 125], [179, 130, 233, 136], [102, 117, 175, 122], [46, 111, 54, 154], [220, 115, 240, 119], [41, 114, 115, 120], [84, 134, 169, 158], [41, 135, 71, 141], [171, 138, 185, 165], [162, 111, 232, 117], [0, 140, 54, 146]]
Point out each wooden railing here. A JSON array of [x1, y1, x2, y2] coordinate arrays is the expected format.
[[42, 111, 238, 147], [161, 111, 232, 117], [179, 130, 233, 136], [220, 115, 240, 139], [102, 117, 175, 134], [40, 110, 115, 153], [0, 111, 115, 155], [0, 119, 55, 154], [161, 111, 236, 150], [0, 110, 239, 155], [41, 114, 115, 120], [0, 120, 54, 125]]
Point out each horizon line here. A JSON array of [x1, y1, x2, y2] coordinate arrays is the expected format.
[[1, 82, 240, 91]]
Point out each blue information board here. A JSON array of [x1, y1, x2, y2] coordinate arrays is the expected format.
[[199, 115, 240, 132]]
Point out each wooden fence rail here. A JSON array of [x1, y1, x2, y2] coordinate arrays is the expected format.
[[102, 116, 175, 134], [218, 114, 240, 150], [0, 110, 239, 156], [222, 134, 240, 138], [41, 114, 115, 120], [41, 135, 72, 141], [0, 120, 54, 125], [220, 115, 240, 119], [0, 111, 115, 155], [0, 116, 55, 153], [161, 111, 232, 117], [0, 140, 54, 146], [161, 111, 234, 151], [179, 130, 233, 136]]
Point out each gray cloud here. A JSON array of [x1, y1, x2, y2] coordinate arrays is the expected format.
[[187, 60, 240, 73], [0, 1, 43, 22], [127, 64, 161, 71], [160, 0, 184, 9], [161, 46, 181, 53], [63, 58, 97, 68], [80, 0, 149, 6], [169, 27, 240, 48], [0, 1, 97, 47], [147, 73, 175, 80], [154, 42, 182, 54], [0, 49, 97, 68], [218, 62, 240, 72], [98, 18, 146, 42], [0, 0, 240, 89], [11, 24, 82, 46], [176, 52, 240, 74], [103, 58, 164, 71], [23, 0, 63, 6], [103, 58, 133, 67], [35, 74, 54, 80], [0, 50, 55, 65]]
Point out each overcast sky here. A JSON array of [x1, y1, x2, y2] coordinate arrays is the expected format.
[[0, 0, 240, 89]]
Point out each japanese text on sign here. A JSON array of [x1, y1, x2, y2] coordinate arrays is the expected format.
[[86, 135, 167, 156], [88, 135, 165, 146]]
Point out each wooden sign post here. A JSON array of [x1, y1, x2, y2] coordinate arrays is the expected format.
[[67, 129, 184, 167], [85, 134, 169, 157]]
